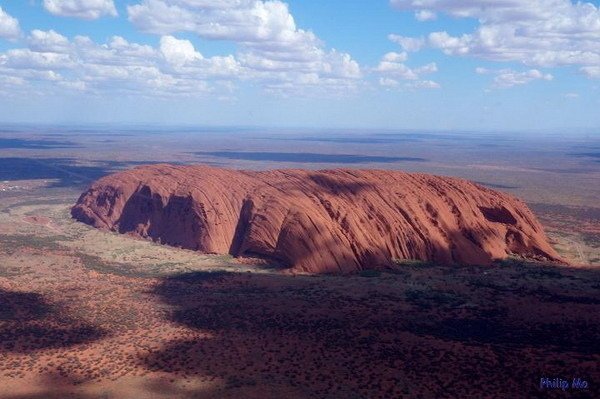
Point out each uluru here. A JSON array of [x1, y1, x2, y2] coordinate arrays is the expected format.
[[71, 164, 562, 273]]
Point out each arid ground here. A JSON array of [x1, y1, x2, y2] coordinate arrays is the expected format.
[[0, 127, 598, 398]]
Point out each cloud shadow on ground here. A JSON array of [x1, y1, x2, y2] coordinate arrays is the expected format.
[[0, 138, 80, 150], [193, 151, 427, 164], [0, 289, 105, 353], [0, 157, 157, 188], [135, 262, 599, 398]]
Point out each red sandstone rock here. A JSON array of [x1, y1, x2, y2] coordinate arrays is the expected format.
[[71, 164, 562, 273]]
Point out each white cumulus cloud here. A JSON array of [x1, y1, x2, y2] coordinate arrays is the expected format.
[[408, 79, 440, 89], [28, 30, 71, 53], [388, 34, 425, 52], [160, 35, 202, 66], [374, 51, 439, 89], [379, 77, 400, 87], [391, 0, 600, 78], [0, 24, 361, 98], [0, 6, 20, 40], [0, 30, 242, 97], [43, 0, 118, 20], [477, 67, 554, 88], [126, 0, 361, 94], [415, 10, 436, 21], [581, 66, 600, 78]]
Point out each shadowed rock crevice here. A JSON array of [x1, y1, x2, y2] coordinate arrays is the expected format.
[[479, 206, 518, 225], [72, 164, 563, 273]]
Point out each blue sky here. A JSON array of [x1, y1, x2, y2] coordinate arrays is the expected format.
[[0, 0, 599, 130]]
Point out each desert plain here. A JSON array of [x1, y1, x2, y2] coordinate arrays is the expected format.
[[0, 127, 598, 398]]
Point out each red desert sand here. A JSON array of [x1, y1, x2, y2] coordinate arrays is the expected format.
[[72, 164, 562, 273]]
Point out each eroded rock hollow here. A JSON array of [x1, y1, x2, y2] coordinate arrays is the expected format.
[[72, 165, 562, 273]]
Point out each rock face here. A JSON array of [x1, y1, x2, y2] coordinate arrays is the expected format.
[[72, 164, 562, 273]]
